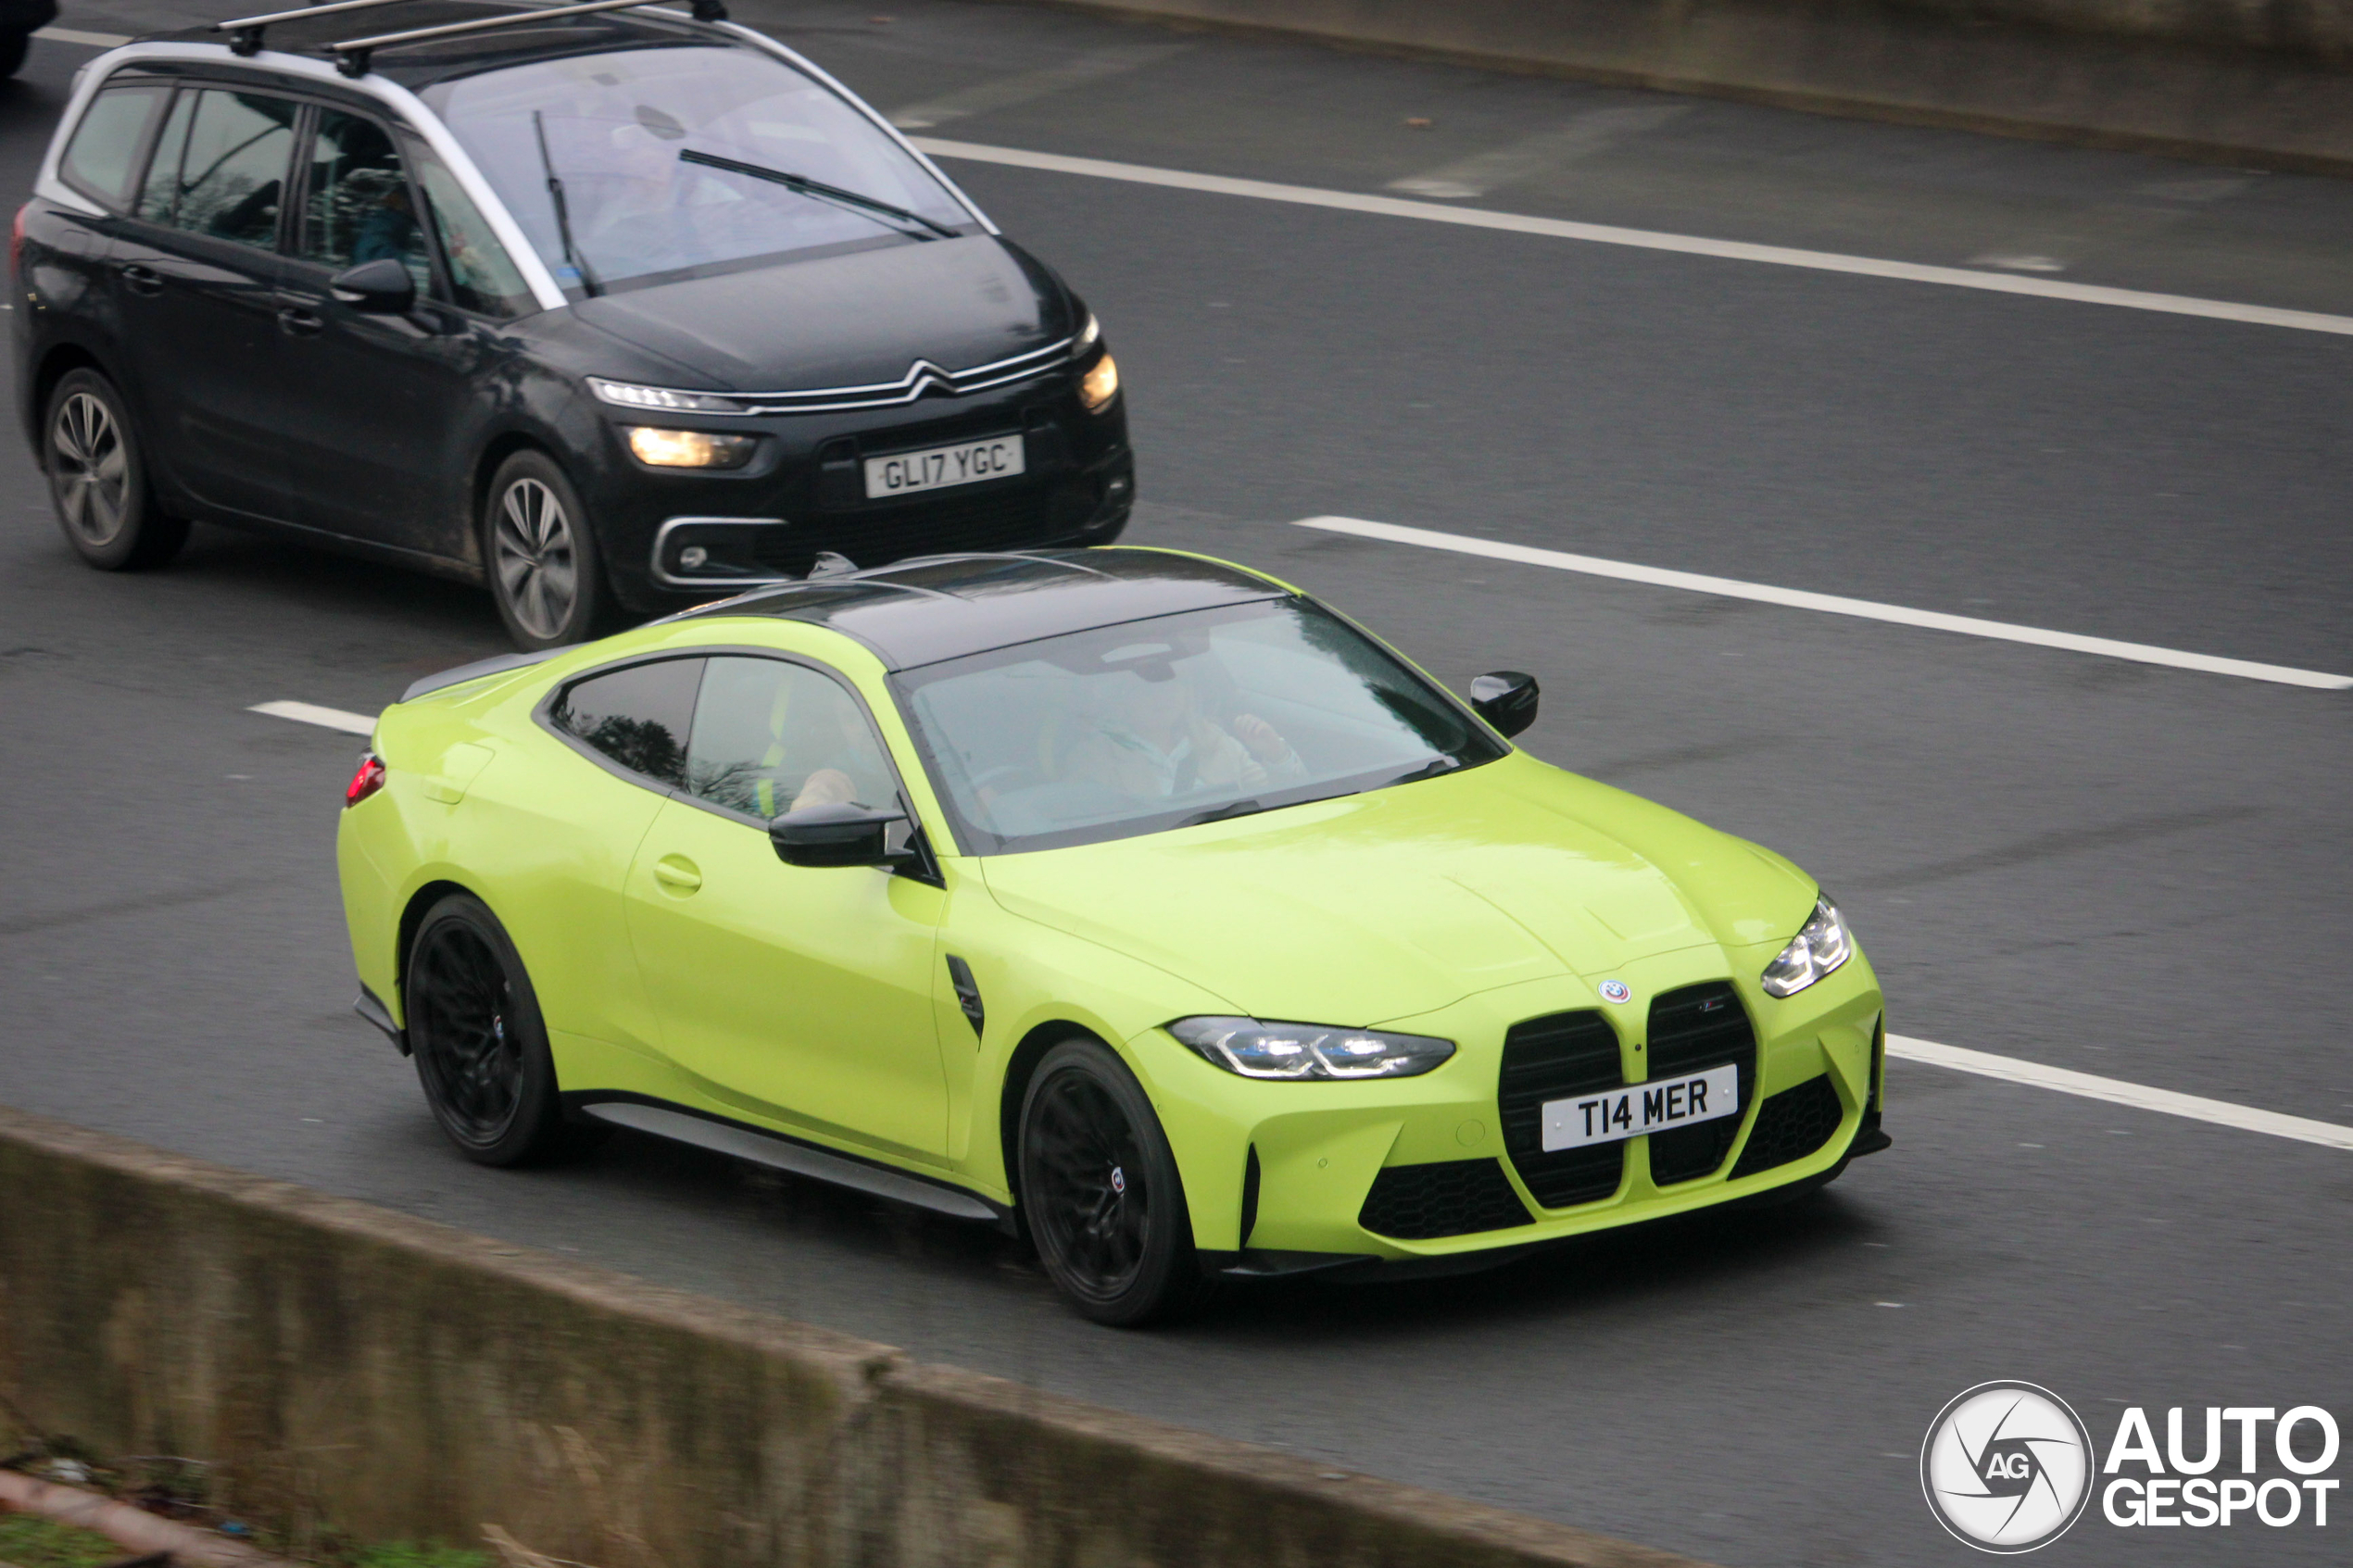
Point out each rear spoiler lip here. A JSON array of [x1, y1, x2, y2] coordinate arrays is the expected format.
[[399, 648, 560, 704]]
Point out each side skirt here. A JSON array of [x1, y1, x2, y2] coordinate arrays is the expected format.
[[562, 1092, 1011, 1228]]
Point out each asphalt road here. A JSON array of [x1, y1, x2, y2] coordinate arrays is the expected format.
[[5, 6, 2351, 1565]]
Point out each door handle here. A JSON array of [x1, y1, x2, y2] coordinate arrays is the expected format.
[[277, 306, 324, 336], [653, 854, 702, 894], [120, 264, 163, 295]]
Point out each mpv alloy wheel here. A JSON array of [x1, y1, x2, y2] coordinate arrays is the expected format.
[[484, 450, 613, 649], [44, 369, 188, 571]]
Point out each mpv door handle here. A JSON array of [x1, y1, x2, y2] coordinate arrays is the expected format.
[[277, 306, 325, 336], [652, 854, 702, 894], [119, 264, 163, 295]]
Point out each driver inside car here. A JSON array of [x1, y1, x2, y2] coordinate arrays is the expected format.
[[1063, 659, 1303, 801]]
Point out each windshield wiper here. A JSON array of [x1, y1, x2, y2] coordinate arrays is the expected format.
[[533, 110, 601, 297], [1376, 756, 1461, 789], [1176, 798, 1264, 828], [679, 148, 960, 241]]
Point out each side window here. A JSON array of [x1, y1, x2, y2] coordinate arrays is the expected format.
[[409, 142, 535, 319], [57, 82, 170, 211], [147, 89, 298, 249], [298, 109, 430, 292], [685, 658, 897, 821], [548, 658, 703, 788]]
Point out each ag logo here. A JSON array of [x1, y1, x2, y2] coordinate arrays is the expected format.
[[1921, 1382, 2094, 1552]]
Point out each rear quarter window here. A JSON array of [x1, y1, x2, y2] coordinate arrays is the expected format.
[[547, 657, 704, 788], [58, 82, 170, 210]]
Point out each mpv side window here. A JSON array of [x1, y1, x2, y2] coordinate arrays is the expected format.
[[298, 109, 432, 292], [548, 658, 703, 788], [409, 142, 535, 319], [57, 82, 170, 210], [685, 657, 897, 820], [142, 88, 298, 250]]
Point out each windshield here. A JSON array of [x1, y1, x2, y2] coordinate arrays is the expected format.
[[892, 600, 1507, 855], [421, 45, 975, 295]]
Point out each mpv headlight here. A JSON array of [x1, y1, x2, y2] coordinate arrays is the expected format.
[[1079, 351, 1120, 413], [627, 427, 757, 470], [590, 377, 747, 415], [1168, 1017, 1454, 1080], [1760, 895, 1852, 997]]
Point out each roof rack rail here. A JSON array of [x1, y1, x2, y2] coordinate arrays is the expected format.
[[219, 0, 428, 58], [330, 0, 726, 76]]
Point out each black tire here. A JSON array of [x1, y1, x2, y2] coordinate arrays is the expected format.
[[0, 30, 30, 79], [483, 449, 613, 650], [1018, 1038, 1212, 1325], [44, 368, 188, 571], [403, 892, 582, 1166]]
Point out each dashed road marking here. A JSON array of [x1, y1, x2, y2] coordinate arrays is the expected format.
[[912, 137, 2353, 338], [888, 44, 1190, 130], [1389, 105, 1688, 199], [1290, 515, 2353, 689], [1891, 1035, 2353, 1152], [250, 700, 375, 736], [33, 26, 132, 46]]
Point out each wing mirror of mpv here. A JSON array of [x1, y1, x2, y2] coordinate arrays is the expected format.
[[769, 802, 917, 869], [1470, 671, 1540, 738], [329, 257, 416, 315]]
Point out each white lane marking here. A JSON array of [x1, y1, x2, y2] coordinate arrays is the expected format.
[[888, 44, 1190, 130], [33, 26, 132, 46], [912, 138, 2353, 338], [1290, 515, 2353, 690], [249, 700, 377, 736], [1389, 105, 1688, 199], [1891, 1035, 2353, 1152]]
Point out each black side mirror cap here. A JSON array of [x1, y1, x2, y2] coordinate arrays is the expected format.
[[1470, 671, 1540, 738], [329, 257, 416, 314], [769, 801, 913, 868]]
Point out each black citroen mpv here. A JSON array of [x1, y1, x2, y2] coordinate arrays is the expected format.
[[15, 0, 1133, 646]]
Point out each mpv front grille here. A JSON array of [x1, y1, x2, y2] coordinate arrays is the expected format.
[[1358, 1159, 1530, 1240], [1498, 1010, 1625, 1209], [1643, 982, 1759, 1185], [1729, 1074, 1844, 1178]]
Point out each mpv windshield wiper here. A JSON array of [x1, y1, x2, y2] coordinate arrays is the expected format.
[[679, 148, 959, 240], [1176, 798, 1264, 828], [533, 110, 602, 296]]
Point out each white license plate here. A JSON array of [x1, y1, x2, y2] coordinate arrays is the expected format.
[[1541, 1065, 1740, 1153], [863, 434, 1026, 498]]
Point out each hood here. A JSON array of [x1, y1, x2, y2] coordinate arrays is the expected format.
[[978, 755, 1818, 1026], [569, 235, 1069, 392]]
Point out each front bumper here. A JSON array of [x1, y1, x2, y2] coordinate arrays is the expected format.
[[578, 372, 1134, 611], [1147, 946, 1888, 1273]]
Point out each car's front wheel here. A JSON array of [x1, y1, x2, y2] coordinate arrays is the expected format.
[[404, 892, 585, 1166], [1018, 1037, 1212, 1325], [45, 369, 188, 571], [484, 449, 613, 649]]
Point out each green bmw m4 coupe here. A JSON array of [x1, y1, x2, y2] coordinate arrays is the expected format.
[[337, 547, 1890, 1323]]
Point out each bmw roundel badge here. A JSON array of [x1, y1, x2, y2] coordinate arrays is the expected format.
[[1599, 979, 1632, 1004]]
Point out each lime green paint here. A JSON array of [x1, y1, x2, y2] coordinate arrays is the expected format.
[[339, 557, 1885, 1264]]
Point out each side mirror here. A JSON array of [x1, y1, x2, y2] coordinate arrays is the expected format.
[[769, 801, 913, 869], [329, 257, 416, 315], [1470, 671, 1540, 739]]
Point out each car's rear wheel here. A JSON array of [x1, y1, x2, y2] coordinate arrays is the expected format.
[[45, 369, 188, 571], [484, 450, 612, 649], [405, 892, 583, 1166], [1018, 1038, 1211, 1325]]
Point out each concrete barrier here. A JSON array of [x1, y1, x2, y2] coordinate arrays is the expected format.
[[0, 1105, 1711, 1568], [989, 0, 2353, 173]]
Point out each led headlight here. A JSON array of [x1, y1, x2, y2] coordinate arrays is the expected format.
[[589, 377, 747, 415], [1168, 1017, 1454, 1080], [1075, 310, 1101, 351], [1759, 895, 1852, 997], [627, 427, 757, 470], [1079, 351, 1119, 413]]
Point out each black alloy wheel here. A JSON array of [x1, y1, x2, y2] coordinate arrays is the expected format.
[[1018, 1038, 1211, 1325], [45, 369, 188, 571], [404, 892, 584, 1165], [484, 449, 613, 650]]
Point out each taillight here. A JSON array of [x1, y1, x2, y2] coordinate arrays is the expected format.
[[9, 205, 27, 282], [345, 753, 386, 808]]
